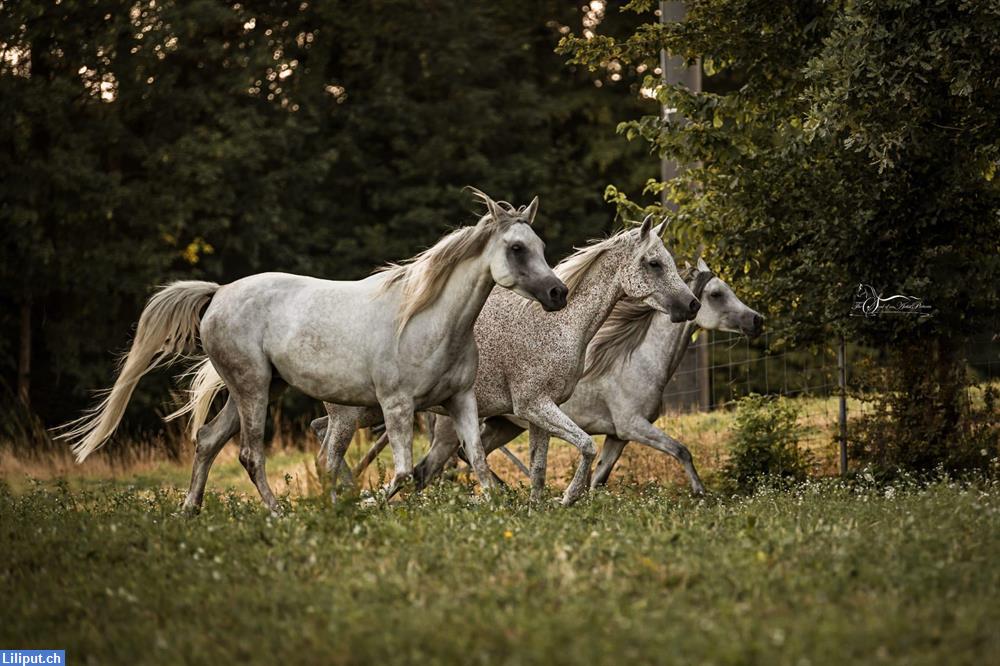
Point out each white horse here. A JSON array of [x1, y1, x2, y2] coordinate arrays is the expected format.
[[57, 190, 567, 513], [417, 258, 763, 493], [314, 215, 702, 505]]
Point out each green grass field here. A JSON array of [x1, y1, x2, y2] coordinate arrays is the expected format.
[[2, 471, 999, 665]]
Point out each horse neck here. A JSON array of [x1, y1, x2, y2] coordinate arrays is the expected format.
[[421, 255, 495, 342], [644, 272, 712, 395], [646, 313, 700, 382], [560, 246, 629, 348]]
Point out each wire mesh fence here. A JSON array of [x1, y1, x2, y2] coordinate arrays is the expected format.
[[336, 329, 999, 491], [652, 330, 1000, 480]]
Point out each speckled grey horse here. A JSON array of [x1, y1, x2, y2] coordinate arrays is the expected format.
[[417, 258, 763, 495], [313, 215, 701, 505], [57, 190, 567, 513]]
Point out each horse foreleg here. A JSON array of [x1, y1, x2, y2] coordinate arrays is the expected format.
[[455, 416, 527, 481], [380, 395, 415, 499], [522, 400, 597, 506], [619, 419, 705, 495], [315, 405, 382, 496], [352, 431, 389, 480], [443, 389, 496, 495], [527, 424, 550, 503]]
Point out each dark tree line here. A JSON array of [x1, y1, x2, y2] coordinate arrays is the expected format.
[[1, 1, 656, 435], [5, 1, 996, 473]]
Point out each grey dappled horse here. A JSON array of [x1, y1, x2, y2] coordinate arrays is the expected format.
[[420, 258, 763, 494], [314, 215, 700, 505], [57, 190, 567, 513]]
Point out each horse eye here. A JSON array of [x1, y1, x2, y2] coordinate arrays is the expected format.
[[510, 244, 523, 253], [711, 290, 722, 299], [648, 259, 661, 268]]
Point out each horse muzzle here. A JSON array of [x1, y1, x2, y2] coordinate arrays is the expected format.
[[537, 279, 568, 312], [669, 296, 701, 323], [741, 312, 764, 338]]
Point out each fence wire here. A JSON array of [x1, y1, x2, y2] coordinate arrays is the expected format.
[[655, 330, 1000, 477]]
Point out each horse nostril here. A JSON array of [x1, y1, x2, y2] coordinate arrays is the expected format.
[[753, 314, 763, 329], [550, 285, 568, 302], [689, 298, 701, 314]]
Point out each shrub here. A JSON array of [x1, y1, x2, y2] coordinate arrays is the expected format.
[[722, 394, 811, 493], [850, 343, 1000, 481]]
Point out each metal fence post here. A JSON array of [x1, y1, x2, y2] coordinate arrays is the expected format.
[[698, 331, 712, 411], [838, 336, 848, 476]]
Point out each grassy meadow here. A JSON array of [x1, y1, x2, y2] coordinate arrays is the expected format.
[[2, 399, 999, 664]]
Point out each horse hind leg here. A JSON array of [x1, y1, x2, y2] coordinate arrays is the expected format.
[[322, 405, 373, 503], [221, 362, 281, 514], [182, 396, 240, 514], [413, 415, 462, 490], [591, 435, 628, 489]]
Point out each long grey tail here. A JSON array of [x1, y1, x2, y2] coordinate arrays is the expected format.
[[53, 281, 219, 461], [165, 358, 227, 439]]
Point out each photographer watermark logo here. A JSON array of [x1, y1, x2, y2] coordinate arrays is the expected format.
[[851, 283, 931, 318]]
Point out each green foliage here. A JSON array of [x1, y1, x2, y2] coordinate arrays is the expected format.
[[851, 346, 1000, 479], [0, 2, 654, 432], [557, 0, 1000, 345], [559, 0, 1000, 475], [722, 394, 811, 492], [3, 479, 1000, 663]]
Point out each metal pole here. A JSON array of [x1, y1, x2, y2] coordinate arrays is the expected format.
[[838, 336, 848, 476], [698, 333, 711, 410], [659, 1, 701, 210], [18, 297, 31, 407], [660, 2, 710, 410]]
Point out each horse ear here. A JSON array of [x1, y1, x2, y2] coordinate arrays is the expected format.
[[523, 196, 539, 225], [484, 198, 507, 224], [467, 186, 502, 224], [697, 257, 710, 272], [637, 213, 655, 238], [651, 217, 669, 239]]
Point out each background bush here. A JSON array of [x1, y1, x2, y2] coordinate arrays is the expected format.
[[722, 394, 811, 493], [850, 347, 1000, 481]]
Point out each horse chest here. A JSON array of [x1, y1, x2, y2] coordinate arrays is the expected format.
[[410, 352, 477, 407], [510, 348, 583, 404]]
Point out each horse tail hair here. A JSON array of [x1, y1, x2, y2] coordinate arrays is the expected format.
[[54, 280, 220, 462], [165, 358, 227, 440]]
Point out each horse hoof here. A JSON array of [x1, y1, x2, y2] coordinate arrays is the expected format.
[[179, 500, 201, 517], [560, 491, 584, 507]]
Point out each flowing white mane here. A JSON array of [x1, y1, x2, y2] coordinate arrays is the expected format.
[[554, 228, 635, 296], [377, 190, 524, 334], [583, 264, 712, 378]]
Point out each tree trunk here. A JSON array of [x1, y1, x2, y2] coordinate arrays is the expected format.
[[18, 297, 31, 407]]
